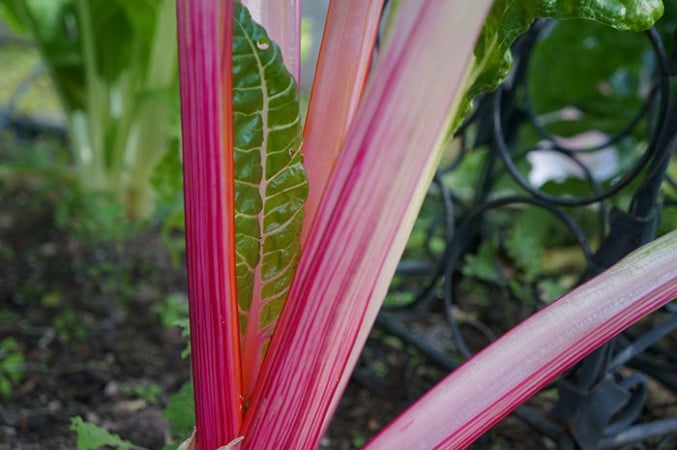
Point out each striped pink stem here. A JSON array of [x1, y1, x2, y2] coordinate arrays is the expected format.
[[367, 230, 677, 449], [240, 2, 493, 448], [177, 0, 242, 448], [300, 0, 384, 244]]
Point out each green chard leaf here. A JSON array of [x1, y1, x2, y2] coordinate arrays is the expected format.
[[232, 2, 307, 395], [452, 0, 664, 130]]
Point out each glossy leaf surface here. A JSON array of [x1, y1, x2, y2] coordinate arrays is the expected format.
[[453, 0, 664, 129], [232, 2, 307, 401]]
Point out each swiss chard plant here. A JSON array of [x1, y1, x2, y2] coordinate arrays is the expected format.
[[173, 0, 675, 449], [0, 0, 179, 220]]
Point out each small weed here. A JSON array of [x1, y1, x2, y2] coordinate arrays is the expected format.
[[351, 430, 366, 448], [53, 310, 87, 343], [153, 293, 189, 329], [163, 381, 195, 450], [70, 416, 146, 450], [0, 309, 19, 324], [120, 379, 162, 405], [153, 294, 191, 358], [0, 337, 25, 397]]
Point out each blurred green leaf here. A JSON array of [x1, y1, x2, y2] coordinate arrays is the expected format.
[[163, 381, 195, 449], [538, 278, 571, 303], [70, 416, 145, 450], [540, 177, 598, 198], [151, 137, 183, 207], [658, 201, 677, 236], [0, 0, 86, 110], [453, 0, 664, 130], [462, 235, 502, 283], [506, 208, 553, 281], [528, 19, 648, 137], [0, 0, 179, 220]]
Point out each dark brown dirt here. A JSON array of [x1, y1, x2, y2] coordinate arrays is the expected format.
[[0, 158, 543, 450], [0, 171, 403, 450], [1, 156, 674, 450]]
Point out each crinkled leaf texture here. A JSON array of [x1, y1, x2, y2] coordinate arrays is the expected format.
[[232, 2, 307, 400], [453, 0, 664, 129]]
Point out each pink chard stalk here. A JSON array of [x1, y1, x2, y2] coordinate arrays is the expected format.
[[176, 0, 676, 449], [367, 230, 677, 449], [176, 0, 242, 448]]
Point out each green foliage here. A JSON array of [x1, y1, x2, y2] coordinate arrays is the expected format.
[[176, 318, 191, 359], [441, 149, 485, 202], [0, 337, 25, 397], [659, 2, 677, 52], [152, 294, 191, 358], [0, 0, 85, 110], [452, 0, 664, 130], [460, 207, 583, 305], [0, 1, 24, 31], [443, 1, 671, 309], [405, 192, 447, 259], [538, 277, 571, 302], [70, 416, 147, 450], [528, 19, 649, 138], [658, 204, 677, 236], [150, 137, 183, 208], [74, 195, 136, 243], [163, 381, 195, 450], [159, 207, 186, 267], [0, 45, 61, 116], [505, 208, 555, 282], [661, 162, 677, 235], [119, 379, 162, 404], [351, 430, 367, 448], [462, 235, 502, 284], [0, 0, 179, 220], [233, 3, 307, 339], [152, 293, 189, 328], [300, 17, 313, 65], [53, 310, 87, 343], [150, 139, 185, 267]]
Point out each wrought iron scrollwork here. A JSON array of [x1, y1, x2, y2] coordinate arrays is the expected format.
[[367, 15, 677, 450]]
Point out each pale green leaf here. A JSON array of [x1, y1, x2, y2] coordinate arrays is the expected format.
[[70, 416, 146, 450], [163, 382, 195, 447]]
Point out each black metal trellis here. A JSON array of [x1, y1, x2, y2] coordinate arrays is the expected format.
[[362, 14, 677, 450]]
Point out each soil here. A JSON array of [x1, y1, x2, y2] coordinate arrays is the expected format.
[[0, 147, 675, 450], [0, 158, 409, 450]]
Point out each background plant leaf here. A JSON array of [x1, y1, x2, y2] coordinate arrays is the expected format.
[[163, 382, 195, 450], [528, 19, 649, 137], [452, 0, 664, 130], [70, 416, 145, 450], [506, 207, 553, 282], [462, 235, 503, 284]]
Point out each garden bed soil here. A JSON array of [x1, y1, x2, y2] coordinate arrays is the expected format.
[[0, 176, 404, 450], [1, 170, 674, 450]]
